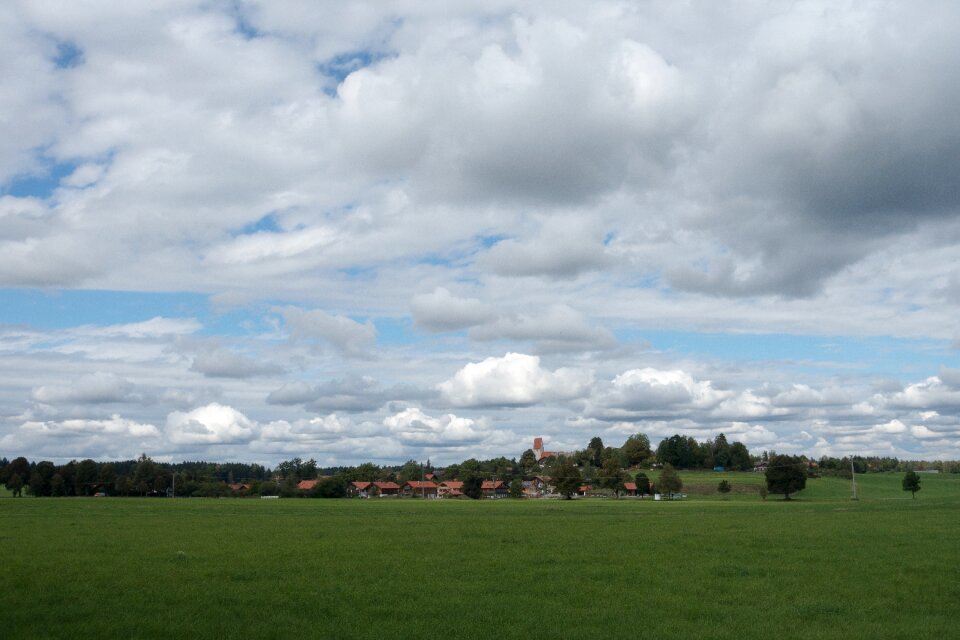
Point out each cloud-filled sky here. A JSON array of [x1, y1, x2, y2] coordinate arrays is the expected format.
[[3, 1, 960, 466]]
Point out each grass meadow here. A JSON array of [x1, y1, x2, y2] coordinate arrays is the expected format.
[[2, 473, 958, 639]]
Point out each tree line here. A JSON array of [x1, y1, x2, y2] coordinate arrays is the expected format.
[[2, 432, 956, 499]]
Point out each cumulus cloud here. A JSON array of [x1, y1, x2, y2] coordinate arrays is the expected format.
[[165, 403, 259, 445], [479, 221, 613, 279], [31, 372, 137, 404], [190, 346, 283, 379], [410, 287, 494, 332], [468, 304, 616, 352], [383, 407, 486, 446], [20, 415, 159, 438], [279, 307, 377, 357], [585, 368, 731, 420], [438, 352, 592, 407]]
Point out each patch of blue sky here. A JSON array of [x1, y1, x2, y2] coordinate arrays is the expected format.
[[317, 50, 394, 96], [338, 266, 378, 281], [618, 329, 957, 380], [373, 317, 418, 346], [54, 41, 83, 68], [2, 159, 78, 199], [232, 212, 282, 236], [0, 289, 209, 330], [476, 233, 507, 249]]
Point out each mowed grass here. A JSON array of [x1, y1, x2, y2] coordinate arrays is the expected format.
[[2, 474, 958, 640]]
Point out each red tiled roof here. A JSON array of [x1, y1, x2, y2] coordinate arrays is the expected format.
[[578, 484, 591, 492], [624, 482, 637, 491], [424, 473, 435, 480], [228, 483, 250, 491], [297, 480, 319, 490], [440, 481, 463, 489], [404, 481, 438, 490], [481, 480, 505, 489], [351, 481, 372, 490], [373, 481, 400, 490]]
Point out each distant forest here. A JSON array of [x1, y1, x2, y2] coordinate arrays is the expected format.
[[3, 432, 957, 498]]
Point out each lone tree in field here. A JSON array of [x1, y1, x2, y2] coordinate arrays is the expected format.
[[554, 458, 582, 500], [765, 454, 806, 500], [657, 463, 683, 497], [902, 470, 921, 498], [717, 479, 731, 497]]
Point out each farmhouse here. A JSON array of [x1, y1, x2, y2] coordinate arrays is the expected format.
[[297, 479, 318, 491], [438, 481, 463, 498], [373, 481, 400, 496], [401, 480, 438, 498], [481, 480, 509, 498], [347, 481, 373, 498], [624, 482, 638, 496]]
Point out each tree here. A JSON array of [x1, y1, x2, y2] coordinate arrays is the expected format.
[[462, 473, 483, 500], [622, 433, 651, 467], [902, 470, 921, 498], [519, 449, 537, 472], [633, 472, 650, 496], [28, 471, 45, 497], [553, 458, 582, 500], [398, 459, 424, 484], [6, 472, 23, 497], [728, 442, 752, 471], [588, 436, 604, 468], [765, 454, 806, 500], [509, 477, 523, 498], [657, 463, 683, 497], [717, 479, 731, 497], [600, 457, 629, 497]]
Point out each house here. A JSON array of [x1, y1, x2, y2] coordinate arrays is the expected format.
[[522, 476, 552, 497], [438, 481, 463, 498], [373, 481, 400, 496], [228, 483, 251, 493], [624, 482, 638, 496], [481, 480, 509, 498], [347, 481, 373, 498], [297, 479, 319, 491], [401, 480, 438, 498], [577, 484, 592, 497]]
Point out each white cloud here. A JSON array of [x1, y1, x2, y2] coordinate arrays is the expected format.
[[165, 403, 259, 445], [383, 407, 486, 446], [438, 352, 592, 407], [31, 372, 136, 404]]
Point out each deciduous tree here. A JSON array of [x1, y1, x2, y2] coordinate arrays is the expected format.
[[554, 458, 582, 500], [657, 463, 683, 497], [902, 470, 921, 498], [765, 455, 806, 500]]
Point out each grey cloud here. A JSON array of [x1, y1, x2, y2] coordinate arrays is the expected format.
[[280, 307, 377, 357], [410, 287, 494, 332], [267, 376, 433, 413], [31, 372, 138, 405], [468, 304, 616, 352], [190, 347, 283, 379]]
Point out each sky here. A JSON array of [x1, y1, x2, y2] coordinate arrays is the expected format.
[[2, 1, 960, 467]]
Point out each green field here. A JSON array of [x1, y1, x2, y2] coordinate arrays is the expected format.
[[3, 473, 958, 639]]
